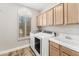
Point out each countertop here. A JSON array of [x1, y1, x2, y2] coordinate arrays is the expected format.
[[49, 37, 79, 52]]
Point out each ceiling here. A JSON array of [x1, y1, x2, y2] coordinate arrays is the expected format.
[[20, 3, 54, 11]]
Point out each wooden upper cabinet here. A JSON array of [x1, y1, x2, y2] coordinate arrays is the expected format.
[[37, 14, 43, 26], [46, 9, 54, 26], [64, 3, 79, 24], [68, 3, 78, 24], [54, 4, 64, 25], [37, 3, 79, 26], [64, 3, 68, 24], [37, 16, 39, 26], [42, 13, 47, 26]]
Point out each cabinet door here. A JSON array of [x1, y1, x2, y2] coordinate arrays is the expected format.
[[61, 52, 69, 56], [37, 16, 39, 26], [64, 3, 68, 24], [54, 4, 64, 25], [65, 3, 79, 24], [42, 13, 47, 26], [49, 41, 60, 56], [60, 45, 79, 56], [37, 15, 43, 26], [49, 45, 60, 56], [46, 9, 54, 26]]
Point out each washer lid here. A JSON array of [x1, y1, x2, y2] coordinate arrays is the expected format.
[[35, 32, 53, 39]]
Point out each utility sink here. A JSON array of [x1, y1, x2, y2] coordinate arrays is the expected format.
[[55, 34, 79, 47], [50, 33, 79, 52]]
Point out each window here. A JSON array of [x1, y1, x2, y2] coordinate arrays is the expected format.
[[18, 7, 32, 40]]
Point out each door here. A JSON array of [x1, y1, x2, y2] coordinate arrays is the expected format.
[[64, 3, 79, 24], [46, 9, 54, 26], [37, 15, 43, 26], [42, 13, 47, 26], [49, 45, 60, 56], [54, 4, 64, 25], [68, 3, 79, 24], [35, 37, 40, 54], [61, 52, 69, 56]]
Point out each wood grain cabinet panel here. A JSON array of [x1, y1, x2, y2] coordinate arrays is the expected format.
[[49, 41, 79, 56], [60, 45, 79, 56], [49, 45, 60, 56], [49, 41, 60, 56], [54, 4, 64, 25], [64, 3, 79, 24], [50, 41, 60, 49], [37, 16, 40, 26], [61, 52, 69, 56], [37, 15, 43, 26], [68, 3, 78, 24], [42, 13, 47, 26], [64, 3, 68, 24], [46, 9, 54, 26]]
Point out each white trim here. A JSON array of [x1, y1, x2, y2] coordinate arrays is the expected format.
[[19, 36, 30, 40], [0, 44, 30, 55]]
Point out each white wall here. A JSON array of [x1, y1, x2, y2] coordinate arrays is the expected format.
[[0, 3, 39, 51]]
